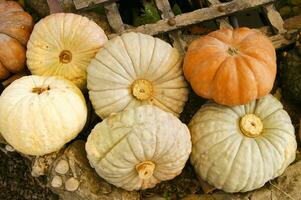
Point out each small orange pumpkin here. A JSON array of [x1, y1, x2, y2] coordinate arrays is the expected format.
[[0, 0, 34, 79], [183, 27, 276, 105]]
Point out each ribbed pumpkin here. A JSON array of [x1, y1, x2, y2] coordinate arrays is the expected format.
[[183, 27, 276, 106], [189, 94, 296, 192], [0, 0, 34, 79], [87, 32, 188, 119], [0, 75, 87, 155], [86, 105, 191, 191], [26, 13, 108, 90]]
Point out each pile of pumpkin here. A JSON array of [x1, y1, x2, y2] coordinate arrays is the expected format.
[[0, 0, 298, 194]]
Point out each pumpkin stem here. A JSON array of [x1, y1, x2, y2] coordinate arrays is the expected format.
[[136, 161, 155, 180], [32, 86, 50, 94], [227, 47, 239, 56], [59, 50, 72, 64], [131, 79, 153, 101], [239, 114, 263, 137]]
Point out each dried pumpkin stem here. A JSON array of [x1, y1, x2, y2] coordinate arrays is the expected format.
[[59, 50, 72, 64], [240, 114, 263, 137], [32, 86, 50, 94], [227, 47, 239, 56], [131, 79, 153, 101], [136, 161, 155, 179]]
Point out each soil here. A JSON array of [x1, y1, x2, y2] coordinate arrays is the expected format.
[[0, 148, 59, 200]]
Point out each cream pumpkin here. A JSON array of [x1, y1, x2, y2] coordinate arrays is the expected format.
[[87, 32, 188, 119], [189, 94, 296, 192], [26, 13, 108, 90], [86, 105, 191, 191], [0, 75, 87, 155]]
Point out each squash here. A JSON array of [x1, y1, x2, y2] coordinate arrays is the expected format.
[[86, 105, 191, 191], [189, 94, 296, 193], [0, 75, 87, 156], [281, 33, 301, 103], [0, 0, 34, 79], [183, 27, 276, 106], [87, 32, 188, 119], [26, 13, 108, 90]]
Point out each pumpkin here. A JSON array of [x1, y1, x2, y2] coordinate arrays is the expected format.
[[86, 105, 191, 191], [87, 32, 188, 119], [0, 75, 87, 155], [183, 27, 276, 106], [281, 33, 301, 103], [0, 0, 34, 79], [26, 13, 108, 90], [189, 94, 296, 192]]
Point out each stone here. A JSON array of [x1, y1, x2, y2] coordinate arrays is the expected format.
[[51, 175, 63, 188], [65, 177, 79, 191], [55, 159, 69, 175]]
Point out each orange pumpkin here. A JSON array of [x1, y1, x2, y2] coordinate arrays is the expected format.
[[0, 0, 34, 79], [183, 27, 276, 105]]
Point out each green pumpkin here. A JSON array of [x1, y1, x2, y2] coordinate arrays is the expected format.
[[281, 37, 301, 103]]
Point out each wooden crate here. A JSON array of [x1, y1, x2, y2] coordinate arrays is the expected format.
[[72, 0, 299, 53]]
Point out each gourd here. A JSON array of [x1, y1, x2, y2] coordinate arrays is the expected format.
[[189, 94, 296, 193], [0, 0, 34, 79], [0, 75, 87, 156], [281, 33, 301, 103], [87, 32, 188, 119], [183, 27, 276, 106], [26, 13, 108, 90], [86, 105, 191, 191]]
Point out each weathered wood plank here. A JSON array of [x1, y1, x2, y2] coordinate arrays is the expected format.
[[207, 0, 233, 29], [104, 2, 124, 33], [123, 0, 273, 35], [72, 0, 113, 10], [181, 27, 297, 50], [154, 0, 186, 54], [263, 3, 285, 34]]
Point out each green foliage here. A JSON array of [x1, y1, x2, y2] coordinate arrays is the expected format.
[[172, 3, 182, 15], [132, 0, 161, 26]]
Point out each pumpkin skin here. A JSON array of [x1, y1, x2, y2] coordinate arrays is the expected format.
[[189, 94, 296, 193], [26, 13, 108, 90], [0, 75, 87, 156], [86, 105, 191, 191], [0, 0, 34, 79], [87, 32, 188, 119], [183, 27, 276, 106]]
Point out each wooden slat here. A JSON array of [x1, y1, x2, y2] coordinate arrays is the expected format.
[[72, 0, 113, 10], [154, 0, 186, 54], [207, 0, 233, 29], [104, 2, 124, 33], [181, 28, 294, 49], [123, 0, 273, 36], [263, 3, 285, 34]]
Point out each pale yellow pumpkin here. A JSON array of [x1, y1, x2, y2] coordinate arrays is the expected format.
[[86, 105, 191, 191], [0, 75, 87, 155], [26, 13, 108, 90], [189, 94, 296, 192], [87, 32, 188, 119]]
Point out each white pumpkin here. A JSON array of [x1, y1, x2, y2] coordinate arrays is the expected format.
[[87, 32, 188, 119], [189, 94, 297, 193], [0, 75, 87, 155], [86, 105, 191, 191], [26, 13, 108, 90]]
